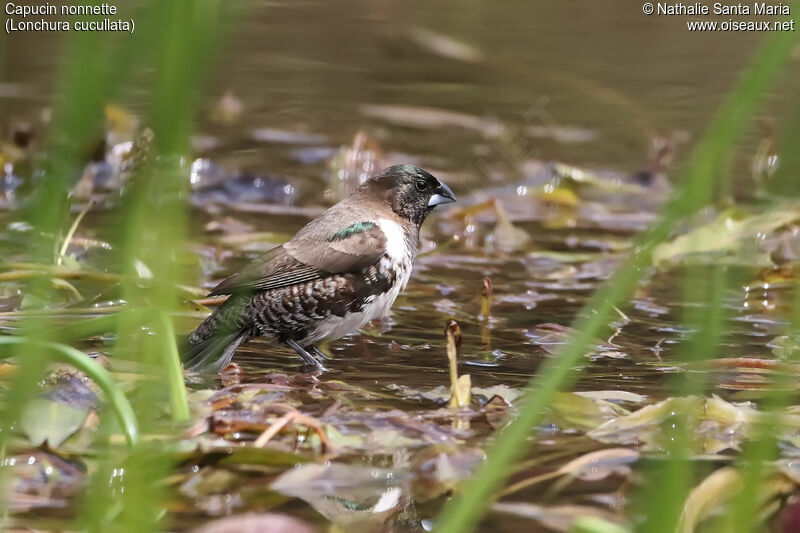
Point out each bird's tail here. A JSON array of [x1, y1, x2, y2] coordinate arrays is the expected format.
[[180, 329, 250, 373]]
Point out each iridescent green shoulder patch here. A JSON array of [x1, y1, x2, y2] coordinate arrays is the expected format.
[[327, 221, 378, 242]]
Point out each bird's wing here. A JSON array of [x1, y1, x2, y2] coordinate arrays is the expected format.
[[289, 220, 388, 273], [207, 222, 388, 296], [207, 246, 325, 296]]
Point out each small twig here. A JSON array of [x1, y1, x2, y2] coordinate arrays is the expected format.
[[480, 278, 493, 348], [610, 303, 629, 323], [651, 337, 665, 361], [606, 326, 622, 345], [480, 277, 493, 319], [57, 200, 94, 265], [259, 403, 335, 452], [254, 412, 295, 447], [322, 399, 342, 418], [498, 469, 563, 498]]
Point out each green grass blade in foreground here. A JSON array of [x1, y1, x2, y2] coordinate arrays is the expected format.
[[433, 21, 800, 533], [158, 312, 190, 422], [86, 3, 236, 531], [0, 337, 138, 446], [636, 264, 731, 532], [0, 25, 126, 471], [719, 98, 800, 533], [0, 0, 176, 467]]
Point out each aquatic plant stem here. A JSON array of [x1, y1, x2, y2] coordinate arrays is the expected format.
[[0, 337, 139, 446], [57, 200, 94, 265]]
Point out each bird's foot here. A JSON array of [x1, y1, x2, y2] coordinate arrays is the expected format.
[[286, 339, 327, 371], [306, 345, 329, 361]]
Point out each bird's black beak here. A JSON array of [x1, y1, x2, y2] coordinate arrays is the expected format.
[[427, 181, 456, 207]]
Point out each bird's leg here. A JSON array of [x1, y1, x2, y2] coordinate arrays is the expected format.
[[286, 339, 326, 371], [305, 345, 329, 361]]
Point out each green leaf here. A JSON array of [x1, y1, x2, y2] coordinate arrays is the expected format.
[[652, 205, 800, 266], [20, 398, 89, 448], [571, 516, 631, 533]]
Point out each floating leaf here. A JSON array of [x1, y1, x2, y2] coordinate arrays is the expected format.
[[547, 392, 629, 431], [587, 396, 765, 453], [574, 391, 646, 404], [556, 447, 638, 481], [572, 516, 631, 533], [191, 513, 315, 533], [272, 463, 401, 498], [20, 398, 89, 448], [534, 185, 580, 207], [652, 205, 800, 266], [471, 385, 523, 404], [678, 467, 742, 533], [492, 502, 623, 532], [272, 463, 405, 526], [411, 445, 485, 501], [552, 162, 645, 193]]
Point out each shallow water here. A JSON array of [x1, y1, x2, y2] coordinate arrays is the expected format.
[[3, 1, 800, 531]]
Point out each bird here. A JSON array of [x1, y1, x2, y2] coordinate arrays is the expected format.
[[182, 164, 456, 373]]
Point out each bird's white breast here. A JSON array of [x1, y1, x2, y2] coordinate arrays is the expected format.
[[377, 218, 409, 264], [302, 219, 415, 345]]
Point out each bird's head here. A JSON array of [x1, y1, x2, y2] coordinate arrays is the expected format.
[[360, 164, 456, 225]]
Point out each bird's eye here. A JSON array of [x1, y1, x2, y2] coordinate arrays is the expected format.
[[415, 180, 429, 192]]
